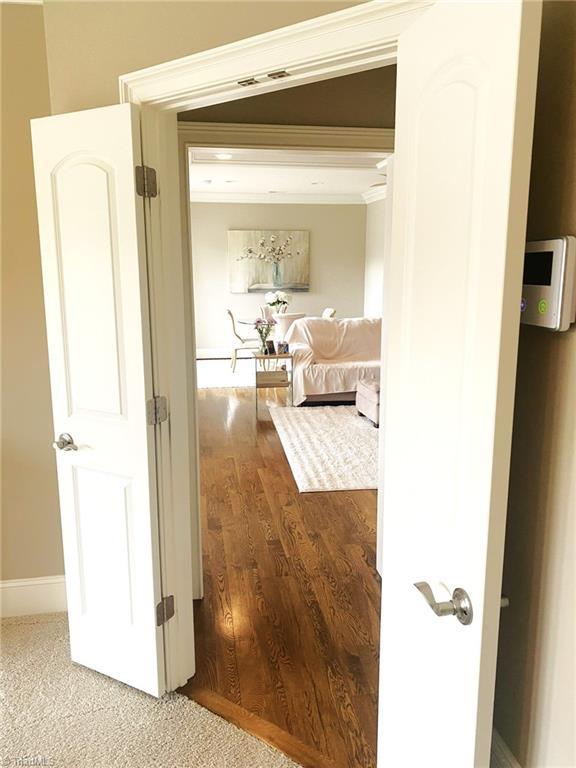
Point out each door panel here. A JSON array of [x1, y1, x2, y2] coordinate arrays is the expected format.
[[378, 2, 542, 765], [32, 103, 166, 696], [54, 159, 125, 417]]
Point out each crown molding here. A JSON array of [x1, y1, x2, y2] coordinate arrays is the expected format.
[[178, 121, 394, 152], [182, 123, 391, 205], [363, 186, 388, 203], [190, 192, 365, 206], [1, 0, 43, 4], [120, 0, 432, 111]]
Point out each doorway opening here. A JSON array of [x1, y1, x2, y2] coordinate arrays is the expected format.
[[177, 69, 395, 768], [28, 4, 540, 767]]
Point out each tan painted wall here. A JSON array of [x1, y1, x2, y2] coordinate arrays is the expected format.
[[2, 0, 359, 581], [0, 5, 63, 580], [494, 3, 576, 766], [179, 67, 397, 128], [190, 202, 366, 350], [42, 0, 361, 114], [0, 1, 365, 581]]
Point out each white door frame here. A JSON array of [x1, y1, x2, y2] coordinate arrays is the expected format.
[[117, 0, 431, 692]]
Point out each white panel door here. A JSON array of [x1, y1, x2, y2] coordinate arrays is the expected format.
[[32, 103, 166, 696], [378, 2, 541, 766]]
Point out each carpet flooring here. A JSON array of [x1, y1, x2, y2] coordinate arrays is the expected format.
[[269, 405, 378, 492], [0, 613, 300, 768]]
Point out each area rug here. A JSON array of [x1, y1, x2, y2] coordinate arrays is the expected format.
[[0, 613, 300, 768], [269, 405, 378, 492]]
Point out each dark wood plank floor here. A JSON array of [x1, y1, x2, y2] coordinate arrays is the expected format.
[[180, 388, 381, 768]]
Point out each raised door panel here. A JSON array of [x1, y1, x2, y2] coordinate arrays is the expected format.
[[70, 467, 135, 623], [53, 159, 126, 419]]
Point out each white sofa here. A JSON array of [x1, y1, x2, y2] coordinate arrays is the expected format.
[[285, 317, 381, 406]]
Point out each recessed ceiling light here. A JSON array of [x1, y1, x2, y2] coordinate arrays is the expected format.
[[203, 179, 213, 184], [225, 179, 237, 184], [311, 181, 322, 186], [215, 152, 233, 160]]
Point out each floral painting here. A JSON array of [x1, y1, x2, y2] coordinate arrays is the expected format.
[[228, 230, 310, 293]]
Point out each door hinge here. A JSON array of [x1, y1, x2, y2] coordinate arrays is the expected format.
[[135, 165, 158, 198], [156, 595, 175, 626], [146, 395, 168, 425]]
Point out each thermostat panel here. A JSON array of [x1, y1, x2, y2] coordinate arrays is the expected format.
[[521, 237, 576, 331]]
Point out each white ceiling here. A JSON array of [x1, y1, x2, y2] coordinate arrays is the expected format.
[[188, 147, 389, 204]]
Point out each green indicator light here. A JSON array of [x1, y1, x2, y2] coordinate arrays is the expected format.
[[538, 299, 548, 315]]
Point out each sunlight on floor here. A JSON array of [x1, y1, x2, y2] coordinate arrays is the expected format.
[[196, 357, 254, 388]]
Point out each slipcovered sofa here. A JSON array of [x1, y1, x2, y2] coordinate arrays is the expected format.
[[285, 317, 381, 406]]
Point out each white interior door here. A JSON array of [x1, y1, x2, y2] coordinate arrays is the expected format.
[[32, 103, 166, 696], [378, 2, 542, 766]]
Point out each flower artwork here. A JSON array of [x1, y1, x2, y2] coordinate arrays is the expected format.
[[228, 230, 310, 293]]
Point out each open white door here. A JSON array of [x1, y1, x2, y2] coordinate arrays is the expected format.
[[378, 2, 541, 766], [32, 103, 167, 696]]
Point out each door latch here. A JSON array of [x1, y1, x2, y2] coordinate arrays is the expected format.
[[52, 433, 78, 451], [414, 581, 473, 626]]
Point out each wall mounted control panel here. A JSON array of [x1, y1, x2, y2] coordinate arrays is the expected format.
[[521, 237, 576, 331]]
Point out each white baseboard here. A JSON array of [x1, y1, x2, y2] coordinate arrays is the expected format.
[[0, 575, 67, 617], [491, 729, 522, 768]]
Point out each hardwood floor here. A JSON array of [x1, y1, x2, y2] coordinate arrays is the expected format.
[[179, 387, 381, 768]]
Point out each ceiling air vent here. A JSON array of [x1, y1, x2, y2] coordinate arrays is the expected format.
[[267, 70, 291, 80], [238, 77, 259, 87]]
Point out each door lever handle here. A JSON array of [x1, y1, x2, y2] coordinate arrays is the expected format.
[[52, 433, 78, 451], [414, 581, 473, 625]]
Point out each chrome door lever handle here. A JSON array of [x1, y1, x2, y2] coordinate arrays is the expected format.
[[52, 433, 78, 451], [414, 581, 473, 626]]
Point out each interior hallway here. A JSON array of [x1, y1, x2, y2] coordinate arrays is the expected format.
[[180, 388, 381, 768]]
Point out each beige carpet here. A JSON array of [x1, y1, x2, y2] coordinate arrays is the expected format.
[[0, 613, 300, 768], [270, 405, 378, 492]]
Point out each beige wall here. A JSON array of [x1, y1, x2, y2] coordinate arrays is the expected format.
[[494, 3, 576, 766], [179, 67, 396, 128], [190, 202, 366, 350], [363, 199, 386, 317], [0, 5, 63, 580], [42, 0, 360, 115], [0, 0, 357, 583]]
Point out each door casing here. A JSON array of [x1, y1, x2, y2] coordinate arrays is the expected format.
[[118, 0, 432, 692], [116, 14, 536, 766]]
